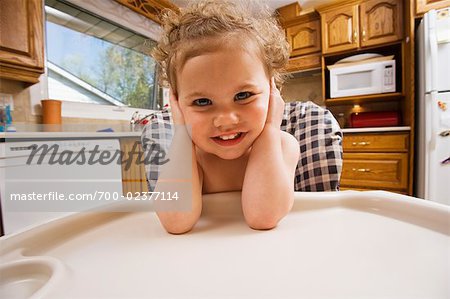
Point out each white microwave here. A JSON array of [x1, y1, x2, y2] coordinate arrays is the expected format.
[[328, 59, 396, 98]]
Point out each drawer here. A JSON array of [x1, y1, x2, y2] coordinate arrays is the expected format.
[[343, 133, 409, 152], [341, 153, 408, 190], [285, 53, 321, 72]]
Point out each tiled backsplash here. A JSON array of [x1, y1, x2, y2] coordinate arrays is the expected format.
[[281, 71, 324, 106]]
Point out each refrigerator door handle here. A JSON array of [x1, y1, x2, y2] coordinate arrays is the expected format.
[[426, 10, 439, 92], [431, 94, 439, 149], [441, 156, 450, 165], [439, 130, 450, 137]]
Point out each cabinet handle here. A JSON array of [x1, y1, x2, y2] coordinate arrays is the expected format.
[[352, 168, 371, 173], [362, 29, 366, 41], [352, 141, 371, 146], [353, 30, 358, 43], [440, 130, 450, 137]]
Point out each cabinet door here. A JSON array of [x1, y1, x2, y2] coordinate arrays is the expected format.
[[341, 152, 408, 190], [360, 0, 403, 47], [286, 20, 321, 57], [120, 138, 149, 196], [321, 5, 359, 54], [416, 0, 450, 15], [285, 54, 321, 72], [0, 0, 44, 83], [343, 133, 409, 152]]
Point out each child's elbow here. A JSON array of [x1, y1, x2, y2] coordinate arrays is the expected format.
[[163, 223, 194, 234], [245, 214, 279, 230], [159, 217, 196, 234]]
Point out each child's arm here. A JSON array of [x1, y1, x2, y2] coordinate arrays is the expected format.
[[242, 79, 300, 230], [155, 92, 203, 234]]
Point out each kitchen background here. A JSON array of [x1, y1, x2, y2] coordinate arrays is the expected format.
[[1, 0, 449, 211]]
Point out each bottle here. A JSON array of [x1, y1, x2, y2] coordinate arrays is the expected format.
[[0, 103, 5, 132], [5, 104, 16, 132]]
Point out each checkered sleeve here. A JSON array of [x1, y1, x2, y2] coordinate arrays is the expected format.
[[281, 101, 343, 191], [140, 108, 174, 191]]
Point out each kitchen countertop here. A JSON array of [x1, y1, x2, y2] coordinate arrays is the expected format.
[[0, 131, 142, 139], [1, 126, 411, 139], [341, 126, 411, 133], [0, 191, 448, 298], [0, 123, 143, 139]]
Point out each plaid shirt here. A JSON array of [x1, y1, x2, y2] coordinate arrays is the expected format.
[[141, 101, 343, 192]]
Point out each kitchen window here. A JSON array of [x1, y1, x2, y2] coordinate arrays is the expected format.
[[42, 0, 163, 118]]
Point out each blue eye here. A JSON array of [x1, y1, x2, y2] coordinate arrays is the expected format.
[[234, 92, 252, 101], [193, 98, 212, 106]]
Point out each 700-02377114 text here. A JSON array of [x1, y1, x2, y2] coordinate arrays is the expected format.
[[9, 191, 179, 201]]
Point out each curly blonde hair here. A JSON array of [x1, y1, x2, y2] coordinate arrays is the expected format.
[[152, 0, 290, 92]]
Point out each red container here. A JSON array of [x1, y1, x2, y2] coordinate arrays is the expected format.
[[350, 111, 400, 128]]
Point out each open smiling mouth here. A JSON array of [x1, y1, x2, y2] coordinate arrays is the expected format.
[[211, 132, 246, 146]]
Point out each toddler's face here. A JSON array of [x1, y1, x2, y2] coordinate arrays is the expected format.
[[176, 46, 270, 160]]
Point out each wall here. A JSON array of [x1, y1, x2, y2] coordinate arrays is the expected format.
[[0, 78, 130, 127], [281, 70, 324, 106], [0, 78, 41, 124]]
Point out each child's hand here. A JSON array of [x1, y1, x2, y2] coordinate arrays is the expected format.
[[169, 89, 185, 125], [265, 78, 285, 128]]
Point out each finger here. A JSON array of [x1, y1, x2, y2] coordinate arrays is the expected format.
[[270, 77, 276, 95], [169, 88, 177, 103], [169, 89, 182, 113], [168, 88, 186, 125], [271, 78, 282, 99], [268, 78, 275, 109]]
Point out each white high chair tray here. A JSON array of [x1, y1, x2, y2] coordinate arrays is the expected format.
[[1, 191, 449, 299]]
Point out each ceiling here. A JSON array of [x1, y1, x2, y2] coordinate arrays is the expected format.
[[170, 0, 335, 13]]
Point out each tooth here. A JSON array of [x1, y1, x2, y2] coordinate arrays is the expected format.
[[219, 133, 239, 140]]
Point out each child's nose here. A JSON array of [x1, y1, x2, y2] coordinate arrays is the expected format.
[[213, 111, 239, 129]]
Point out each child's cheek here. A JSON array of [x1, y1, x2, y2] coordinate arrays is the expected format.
[[179, 106, 191, 124], [254, 96, 270, 123], [246, 104, 267, 128]]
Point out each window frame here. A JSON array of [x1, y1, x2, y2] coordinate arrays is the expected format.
[[30, 0, 163, 121]]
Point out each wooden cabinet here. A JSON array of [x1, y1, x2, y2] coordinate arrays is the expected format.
[[416, 0, 450, 15], [114, 0, 179, 25], [342, 153, 408, 190], [120, 137, 149, 196], [319, 0, 403, 54], [320, 5, 359, 54], [278, 9, 322, 72], [286, 18, 321, 57], [360, 0, 403, 47], [342, 133, 409, 152], [340, 132, 409, 193], [0, 0, 45, 83], [280, 0, 414, 195], [285, 54, 321, 72]]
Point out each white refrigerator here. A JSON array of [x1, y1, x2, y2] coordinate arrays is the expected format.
[[416, 7, 450, 205]]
